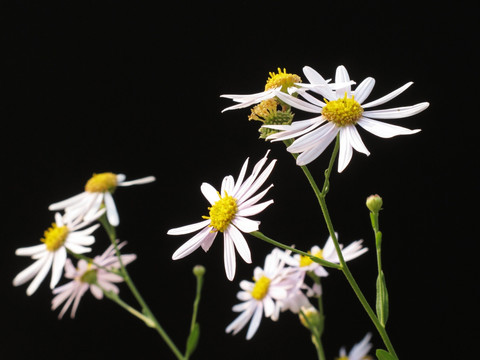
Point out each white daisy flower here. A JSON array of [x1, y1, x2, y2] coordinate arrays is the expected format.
[[337, 333, 374, 360], [168, 151, 276, 281], [220, 68, 303, 112], [225, 248, 300, 340], [265, 65, 429, 172], [51, 241, 136, 319], [48, 172, 155, 227], [13, 211, 104, 296]]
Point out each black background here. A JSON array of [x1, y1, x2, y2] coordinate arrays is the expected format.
[[2, 1, 478, 359]]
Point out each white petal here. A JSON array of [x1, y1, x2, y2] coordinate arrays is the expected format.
[[200, 182, 220, 205], [119, 176, 156, 186], [334, 65, 351, 97], [361, 82, 413, 108], [246, 303, 263, 340], [224, 235, 236, 281], [295, 126, 338, 166], [26, 253, 54, 296], [357, 117, 421, 138], [13, 255, 49, 287], [15, 244, 46, 257], [50, 248, 67, 289], [362, 102, 429, 119], [227, 225, 252, 264], [338, 128, 354, 173], [232, 157, 250, 195], [237, 184, 273, 210], [167, 219, 211, 235], [345, 125, 370, 156], [104, 192, 119, 227], [225, 305, 255, 335], [353, 77, 375, 104], [288, 122, 337, 153], [172, 226, 211, 260], [200, 230, 217, 252], [231, 216, 260, 233], [221, 175, 235, 195], [237, 200, 273, 218], [275, 91, 322, 113], [48, 192, 88, 211]]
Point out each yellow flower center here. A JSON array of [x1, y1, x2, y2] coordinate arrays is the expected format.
[[41, 223, 69, 252], [299, 250, 324, 267], [203, 192, 238, 233], [85, 172, 118, 193], [265, 68, 302, 92], [322, 93, 363, 127], [251, 276, 271, 300]]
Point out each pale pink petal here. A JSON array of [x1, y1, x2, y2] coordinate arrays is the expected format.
[[224, 235, 236, 281], [357, 117, 421, 138], [172, 226, 211, 260], [226, 225, 252, 264], [167, 219, 211, 235]]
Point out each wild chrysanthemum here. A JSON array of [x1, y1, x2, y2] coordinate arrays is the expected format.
[[49, 172, 155, 226], [168, 151, 276, 280], [265, 65, 429, 172], [51, 241, 136, 319], [220, 68, 302, 112], [13, 211, 103, 295], [336, 333, 373, 360], [225, 248, 301, 339]]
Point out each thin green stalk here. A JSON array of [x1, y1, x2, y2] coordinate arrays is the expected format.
[[99, 215, 185, 360], [288, 135, 398, 358]]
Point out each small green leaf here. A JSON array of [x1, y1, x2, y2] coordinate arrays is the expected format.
[[186, 323, 200, 357], [376, 270, 389, 327], [376, 349, 397, 360]]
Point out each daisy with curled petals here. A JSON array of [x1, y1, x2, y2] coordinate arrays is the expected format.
[[51, 241, 136, 319], [13, 210, 104, 296], [289, 234, 368, 278], [336, 333, 373, 360], [168, 151, 276, 281], [265, 65, 429, 172], [220, 68, 302, 112], [225, 248, 300, 340], [49, 172, 156, 227]]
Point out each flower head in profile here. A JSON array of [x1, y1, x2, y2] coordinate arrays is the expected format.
[[265, 65, 429, 172], [13, 211, 103, 296], [220, 68, 302, 112], [336, 333, 373, 360], [225, 248, 302, 340], [168, 151, 276, 280], [51, 241, 136, 319], [49, 172, 155, 227]]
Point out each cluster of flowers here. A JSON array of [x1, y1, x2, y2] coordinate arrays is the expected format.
[[13, 172, 155, 318]]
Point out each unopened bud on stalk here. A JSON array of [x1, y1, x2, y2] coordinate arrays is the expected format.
[[366, 194, 383, 213], [193, 265, 206, 277], [299, 305, 321, 330]]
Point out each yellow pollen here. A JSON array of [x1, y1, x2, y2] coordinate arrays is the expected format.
[[41, 223, 69, 252], [299, 250, 324, 267], [265, 68, 302, 92], [322, 93, 363, 127], [251, 276, 271, 300], [85, 172, 118, 193], [203, 191, 238, 233]]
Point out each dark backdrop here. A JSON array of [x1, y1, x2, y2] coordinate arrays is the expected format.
[[2, 1, 477, 359]]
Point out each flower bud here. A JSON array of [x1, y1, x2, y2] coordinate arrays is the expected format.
[[192, 265, 206, 277], [366, 194, 383, 213], [299, 305, 322, 330]]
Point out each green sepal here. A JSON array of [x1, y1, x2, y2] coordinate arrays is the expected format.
[[185, 322, 200, 357], [376, 270, 389, 327], [376, 349, 397, 360]]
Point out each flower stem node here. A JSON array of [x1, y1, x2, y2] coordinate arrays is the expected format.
[[366, 194, 383, 213]]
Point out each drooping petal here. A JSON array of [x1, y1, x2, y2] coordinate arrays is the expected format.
[[224, 235, 237, 281], [50, 248, 67, 289], [275, 91, 322, 113], [345, 125, 370, 156], [200, 230, 217, 252], [13, 255, 49, 287], [227, 225, 252, 264], [246, 303, 264, 340], [104, 192, 119, 227], [294, 126, 338, 166], [338, 128, 354, 173], [288, 122, 337, 154], [172, 226, 211, 260], [15, 244, 46, 257], [357, 117, 421, 138], [26, 253, 54, 296], [231, 216, 260, 233]]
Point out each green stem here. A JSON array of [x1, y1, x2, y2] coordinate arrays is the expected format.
[[289, 135, 398, 358], [98, 215, 185, 360]]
